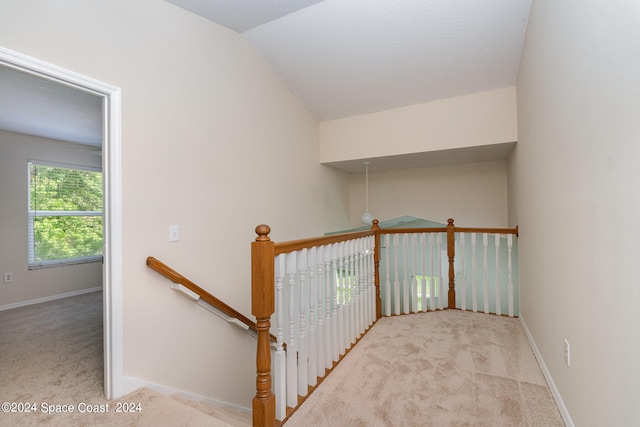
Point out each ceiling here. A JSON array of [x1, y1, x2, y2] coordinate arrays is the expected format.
[[0, 65, 103, 147], [167, 0, 532, 121], [0, 0, 531, 170]]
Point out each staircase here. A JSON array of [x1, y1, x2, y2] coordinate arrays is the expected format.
[[115, 387, 251, 427]]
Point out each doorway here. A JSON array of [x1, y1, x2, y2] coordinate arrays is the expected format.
[[0, 47, 124, 399]]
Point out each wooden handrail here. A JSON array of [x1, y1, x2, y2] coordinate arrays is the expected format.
[[274, 229, 376, 255], [379, 227, 448, 234], [378, 226, 518, 236], [146, 256, 259, 335]]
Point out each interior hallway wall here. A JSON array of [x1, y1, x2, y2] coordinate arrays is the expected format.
[[510, 0, 640, 424], [0, 0, 350, 407], [349, 160, 508, 229]]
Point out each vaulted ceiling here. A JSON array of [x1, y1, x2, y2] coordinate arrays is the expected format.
[[165, 0, 532, 120], [0, 0, 531, 158]]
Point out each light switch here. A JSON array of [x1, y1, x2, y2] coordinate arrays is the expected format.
[[169, 226, 179, 242]]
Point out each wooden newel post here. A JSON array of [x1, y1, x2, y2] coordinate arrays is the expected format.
[[446, 218, 456, 309], [252, 225, 276, 427], [371, 219, 382, 319]]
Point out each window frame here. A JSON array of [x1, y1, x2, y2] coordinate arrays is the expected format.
[[27, 160, 103, 269]]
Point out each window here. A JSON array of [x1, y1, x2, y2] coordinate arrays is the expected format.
[[28, 161, 103, 269]]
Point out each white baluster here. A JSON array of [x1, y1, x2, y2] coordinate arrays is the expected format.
[[437, 233, 444, 310], [495, 234, 502, 317], [325, 243, 336, 367], [363, 238, 370, 327], [429, 233, 435, 311], [507, 234, 514, 317], [348, 239, 357, 343], [368, 235, 375, 325], [365, 236, 373, 326], [393, 234, 401, 315], [420, 234, 427, 312], [411, 234, 418, 313], [337, 242, 347, 355], [359, 238, 367, 330], [483, 233, 489, 314], [307, 247, 317, 387], [361, 239, 367, 330], [297, 249, 308, 396], [274, 254, 286, 420], [331, 243, 341, 360], [471, 233, 478, 312], [355, 238, 363, 337], [343, 239, 353, 348], [460, 232, 466, 311], [285, 251, 298, 407], [315, 245, 325, 376], [402, 234, 410, 314], [384, 234, 391, 316]]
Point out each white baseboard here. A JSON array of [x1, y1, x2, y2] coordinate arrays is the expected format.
[[0, 286, 102, 311], [519, 314, 574, 427], [123, 376, 251, 415]]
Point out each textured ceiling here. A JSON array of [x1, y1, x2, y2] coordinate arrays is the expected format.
[[168, 0, 532, 120], [1, 1, 531, 170], [164, 0, 325, 33], [0, 65, 103, 147]]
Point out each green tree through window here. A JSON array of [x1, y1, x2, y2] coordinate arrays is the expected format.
[[28, 161, 103, 268]]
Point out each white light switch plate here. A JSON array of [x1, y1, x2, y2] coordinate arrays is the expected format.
[[169, 226, 179, 242]]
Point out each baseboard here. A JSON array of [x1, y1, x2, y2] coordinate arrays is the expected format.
[[123, 376, 251, 415], [0, 286, 102, 311], [519, 314, 574, 427]]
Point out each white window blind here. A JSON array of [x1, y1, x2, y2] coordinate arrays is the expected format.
[[28, 161, 103, 269]]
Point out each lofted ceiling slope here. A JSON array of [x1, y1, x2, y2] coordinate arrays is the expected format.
[[166, 0, 532, 121], [1, 1, 531, 170]]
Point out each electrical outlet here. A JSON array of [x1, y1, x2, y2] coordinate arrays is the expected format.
[[3, 272, 14, 283], [564, 339, 570, 367]]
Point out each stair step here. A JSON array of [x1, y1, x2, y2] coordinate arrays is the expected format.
[[115, 387, 250, 427], [170, 394, 251, 427]]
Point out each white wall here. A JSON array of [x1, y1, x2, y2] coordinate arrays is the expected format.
[[0, 0, 350, 408], [320, 87, 517, 163], [511, 0, 640, 425], [0, 130, 103, 307], [349, 160, 508, 228]]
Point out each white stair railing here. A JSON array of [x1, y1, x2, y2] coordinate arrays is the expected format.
[[377, 230, 518, 318], [378, 231, 447, 315], [271, 234, 376, 420], [455, 231, 518, 317], [251, 220, 517, 426]]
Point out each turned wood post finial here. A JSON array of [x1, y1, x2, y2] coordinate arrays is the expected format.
[[447, 218, 454, 226], [255, 224, 271, 242], [251, 223, 276, 427], [371, 219, 379, 229]]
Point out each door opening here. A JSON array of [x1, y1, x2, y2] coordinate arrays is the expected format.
[[0, 47, 124, 399]]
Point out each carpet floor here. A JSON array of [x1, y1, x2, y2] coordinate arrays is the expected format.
[[1, 292, 564, 426], [0, 291, 250, 426], [285, 310, 565, 426]]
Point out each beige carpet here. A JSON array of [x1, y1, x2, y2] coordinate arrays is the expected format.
[[0, 291, 251, 427], [285, 310, 565, 426], [1, 292, 563, 426]]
